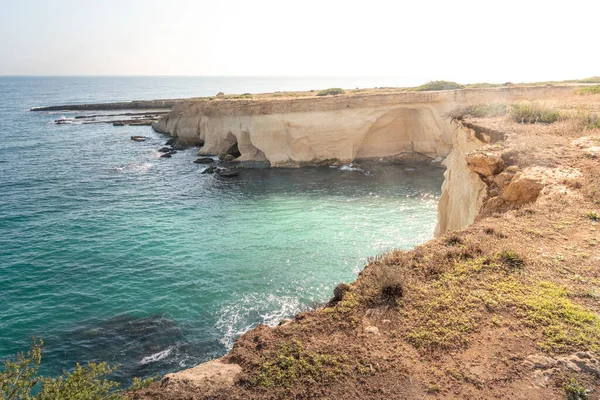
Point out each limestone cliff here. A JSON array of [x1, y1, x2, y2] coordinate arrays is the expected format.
[[152, 86, 575, 167]]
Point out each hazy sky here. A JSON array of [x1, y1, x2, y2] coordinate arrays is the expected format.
[[0, 0, 598, 83]]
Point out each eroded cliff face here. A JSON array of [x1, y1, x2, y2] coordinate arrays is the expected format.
[[153, 103, 454, 166], [435, 123, 489, 235]]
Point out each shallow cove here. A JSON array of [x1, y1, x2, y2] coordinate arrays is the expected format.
[[0, 77, 444, 384]]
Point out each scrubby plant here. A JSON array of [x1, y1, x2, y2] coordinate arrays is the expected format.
[[498, 250, 524, 269], [564, 377, 589, 400], [577, 85, 600, 95], [578, 112, 600, 129], [414, 80, 464, 91], [0, 339, 156, 399], [510, 103, 562, 124], [316, 88, 345, 96]]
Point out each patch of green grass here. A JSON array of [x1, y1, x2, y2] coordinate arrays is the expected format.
[[585, 211, 600, 221], [316, 88, 345, 96], [414, 80, 464, 91], [578, 113, 600, 129], [510, 103, 563, 124], [402, 251, 600, 354], [251, 340, 347, 388], [577, 85, 600, 95]]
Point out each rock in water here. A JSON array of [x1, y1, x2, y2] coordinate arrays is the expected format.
[[201, 166, 217, 174], [222, 154, 236, 162], [160, 153, 172, 158], [194, 157, 214, 164], [158, 147, 172, 153], [217, 169, 239, 178], [131, 136, 147, 142], [165, 138, 176, 146]]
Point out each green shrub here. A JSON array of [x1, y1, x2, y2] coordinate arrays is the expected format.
[[316, 88, 345, 96], [577, 85, 600, 95], [0, 339, 156, 399], [510, 103, 562, 124], [414, 80, 464, 91], [564, 377, 589, 400]]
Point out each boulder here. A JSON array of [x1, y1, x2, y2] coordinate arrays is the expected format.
[[201, 166, 217, 174], [502, 173, 544, 203], [222, 154, 236, 162], [165, 138, 176, 146], [194, 157, 214, 164], [160, 153, 172, 158], [158, 147, 172, 153], [130, 136, 147, 142], [466, 152, 505, 177], [113, 122, 125, 126]]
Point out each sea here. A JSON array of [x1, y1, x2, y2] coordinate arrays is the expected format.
[[0, 76, 444, 383]]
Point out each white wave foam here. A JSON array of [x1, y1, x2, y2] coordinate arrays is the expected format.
[[112, 162, 153, 174], [215, 293, 312, 350], [138, 347, 173, 365]]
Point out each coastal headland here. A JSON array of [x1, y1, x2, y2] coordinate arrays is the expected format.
[[33, 84, 600, 398]]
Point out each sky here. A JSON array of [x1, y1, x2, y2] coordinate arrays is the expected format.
[[0, 0, 598, 84]]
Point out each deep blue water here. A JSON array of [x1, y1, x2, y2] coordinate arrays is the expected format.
[[0, 76, 443, 382]]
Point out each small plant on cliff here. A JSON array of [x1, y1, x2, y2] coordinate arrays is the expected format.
[[414, 80, 464, 91], [316, 88, 345, 96], [564, 377, 589, 400], [586, 211, 600, 221], [0, 339, 156, 399], [510, 103, 562, 124]]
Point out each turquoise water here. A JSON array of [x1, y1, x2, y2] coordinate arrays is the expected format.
[[0, 76, 443, 382]]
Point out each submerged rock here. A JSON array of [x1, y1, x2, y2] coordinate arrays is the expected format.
[[222, 154, 236, 162], [160, 153, 172, 158], [165, 138, 176, 146], [158, 147, 172, 153], [217, 169, 239, 178], [131, 136, 147, 142], [194, 157, 214, 164], [201, 166, 217, 174]]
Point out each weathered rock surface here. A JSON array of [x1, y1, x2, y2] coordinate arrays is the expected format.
[[502, 172, 544, 203], [161, 358, 241, 390], [466, 152, 505, 177]]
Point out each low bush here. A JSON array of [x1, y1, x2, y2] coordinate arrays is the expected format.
[[510, 103, 562, 124], [414, 80, 464, 91], [316, 88, 345, 96]]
